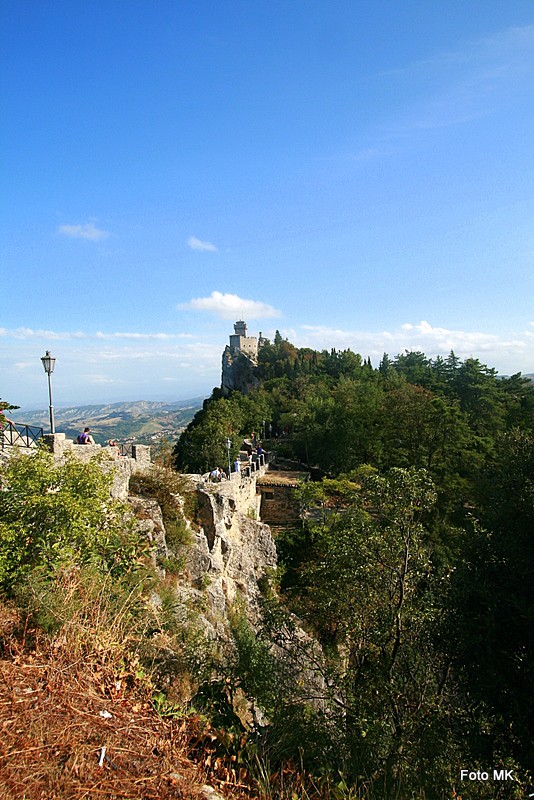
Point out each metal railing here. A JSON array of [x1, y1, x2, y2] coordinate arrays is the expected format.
[[1, 422, 44, 450]]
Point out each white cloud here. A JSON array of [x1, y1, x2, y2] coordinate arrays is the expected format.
[[0, 327, 194, 342], [57, 222, 109, 241], [180, 291, 281, 320], [90, 341, 221, 364], [9, 327, 68, 340], [297, 320, 532, 373], [4, 318, 532, 410], [1, 330, 223, 408], [95, 331, 194, 341], [87, 374, 120, 384], [187, 236, 218, 252]]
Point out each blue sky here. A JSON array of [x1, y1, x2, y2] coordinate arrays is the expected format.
[[2, 1, 534, 410]]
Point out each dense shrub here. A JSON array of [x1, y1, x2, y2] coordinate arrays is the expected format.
[[0, 449, 145, 593]]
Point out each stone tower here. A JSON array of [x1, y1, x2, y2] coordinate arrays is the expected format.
[[233, 320, 247, 337], [228, 320, 258, 359], [221, 320, 268, 395]]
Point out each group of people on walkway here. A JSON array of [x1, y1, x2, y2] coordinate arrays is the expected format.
[[244, 440, 264, 459], [208, 438, 267, 483], [209, 466, 228, 482], [209, 459, 243, 481]]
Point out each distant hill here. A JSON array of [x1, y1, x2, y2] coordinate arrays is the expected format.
[[11, 398, 205, 447]]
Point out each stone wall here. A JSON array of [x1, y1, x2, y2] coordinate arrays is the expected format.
[[257, 470, 308, 527], [40, 433, 151, 499], [229, 334, 258, 359], [258, 484, 301, 526]]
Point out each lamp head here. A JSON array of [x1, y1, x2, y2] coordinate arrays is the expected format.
[[41, 350, 56, 375]]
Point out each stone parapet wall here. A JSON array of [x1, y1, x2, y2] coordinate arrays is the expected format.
[[131, 444, 151, 468], [39, 433, 151, 500], [192, 471, 262, 520], [0, 445, 33, 466]]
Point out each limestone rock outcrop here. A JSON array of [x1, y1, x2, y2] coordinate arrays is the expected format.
[[221, 347, 260, 396], [177, 476, 277, 632], [128, 496, 169, 569], [129, 471, 277, 640], [126, 465, 328, 712]]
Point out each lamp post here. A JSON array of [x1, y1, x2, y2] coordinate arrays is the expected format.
[[41, 350, 56, 434], [225, 437, 232, 477]]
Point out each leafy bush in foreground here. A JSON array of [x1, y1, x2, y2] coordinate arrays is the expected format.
[[0, 448, 145, 594]]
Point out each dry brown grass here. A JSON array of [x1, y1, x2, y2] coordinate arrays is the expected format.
[[0, 601, 255, 800]]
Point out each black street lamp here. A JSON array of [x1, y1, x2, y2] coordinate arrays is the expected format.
[[41, 350, 56, 434]]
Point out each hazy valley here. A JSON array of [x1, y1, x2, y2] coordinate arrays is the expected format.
[[11, 397, 204, 446]]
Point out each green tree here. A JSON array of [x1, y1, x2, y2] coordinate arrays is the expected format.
[[451, 357, 504, 438], [379, 352, 393, 376], [325, 377, 383, 470], [500, 372, 534, 432], [0, 449, 144, 593], [452, 429, 534, 768], [380, 382, 481, 510], [282, 469, 460, 794], [174, 394, 246, 472], [393, 350, 433, 387], [0, 399, 19, 427]]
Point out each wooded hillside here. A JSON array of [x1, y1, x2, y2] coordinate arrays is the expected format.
[[173, 338, 534, 798]]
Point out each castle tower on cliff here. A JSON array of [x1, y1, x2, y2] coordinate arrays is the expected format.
[[228, 320, 259, 359], [221, 320, 269, 395]]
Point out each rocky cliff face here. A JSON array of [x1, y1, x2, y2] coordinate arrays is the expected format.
[[178, 477, 277, 633], [130, 472, 277, 642], [221, 347, 260, 396], [126, 467, 329, 714], [46, 438, 277, 636]]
